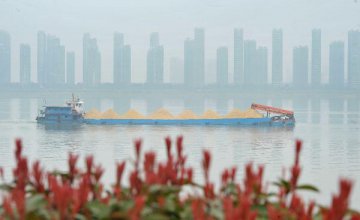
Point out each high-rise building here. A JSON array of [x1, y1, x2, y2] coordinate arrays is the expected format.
[[348, 30, 360, 87], [46, 35, 65, 84], [37, 31, 46, 84], [244, 40, 257, 85], [311, 29, 322, 85], [66, 52, 75, 85], [146, 33, 164, 84], [0, 30, 11, 84], [169, 57, 183, 84], [329, 41, 345, 87], [20, 44, 31, 83], [234, 29, 244, 84], [83, 33, 101, 85], [257, 46, 268, 84], [114, 32, 131, 84], [272, 29, 283, 85], [184, 28, 205, 86], [293, 46, 309, 87], [37, 31, 66, 85], [216, 47, 228, 85]]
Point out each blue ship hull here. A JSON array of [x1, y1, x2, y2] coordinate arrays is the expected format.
[[83, 118, 295, 126], [36, 116, 84, 124]]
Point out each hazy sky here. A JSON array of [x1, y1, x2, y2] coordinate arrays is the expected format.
[[1, 0, 360, 83]]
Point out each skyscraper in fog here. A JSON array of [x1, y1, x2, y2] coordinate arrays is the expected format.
[[329, 41, 345, 87], [216, 47, 228, 85], [114, 32, 131, 84], [272, 29, 283, 85], [37, 31, 46, 84], [293, 46, 309, 87], [348, 30, 360, 87], [146, 33, 164, 84], [83, 33, 101, 85], [234, 29, 244, 84], [184, 28, 205, 86], [37, 31, 66, 85], [46, 35, 65, 84], [311, 29, 322, 85], [20, 44, 31, 83], [244, 40, 257, 85], [257, 46, 268, 84], [66, 52, 75, 85], [0, 30, 11, 84], [170, 57, 183, 84]]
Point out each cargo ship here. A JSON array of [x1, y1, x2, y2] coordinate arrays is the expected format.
[[36, 96, 85, 124], [36, 97, 295, 126]]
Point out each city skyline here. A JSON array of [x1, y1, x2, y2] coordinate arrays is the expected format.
[[0, 29, 360, 87], [1, 0, 359, 84]]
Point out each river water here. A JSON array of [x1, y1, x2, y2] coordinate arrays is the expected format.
[[0, 94, 359, 208]]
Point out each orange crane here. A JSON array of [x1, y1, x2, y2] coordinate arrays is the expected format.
[[251, 103, 294, 117]]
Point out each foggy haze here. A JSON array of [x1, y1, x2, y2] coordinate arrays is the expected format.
[[1, 0, 359, 83]]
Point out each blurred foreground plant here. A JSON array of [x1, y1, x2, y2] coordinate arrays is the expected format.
[[0, 137, 359, 220]]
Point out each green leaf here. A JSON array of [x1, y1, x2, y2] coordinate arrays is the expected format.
[[252, 204, 268, 218], [0, 183, 13, 191], [142, 212, 171, 220], [296, 184, 320, 193], [75, 213, 88, 220], [26, 194, 47, 213], [273, 178, 291, 193], [86, 201, 111, 219]]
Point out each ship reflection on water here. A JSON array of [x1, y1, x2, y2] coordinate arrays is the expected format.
[[38, 123, 85, 131]]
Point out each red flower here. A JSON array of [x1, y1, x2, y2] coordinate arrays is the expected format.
[[187, 168, 193, 183], [13, 157, 28, 190], [290, 164, 301, 190], [221, 169, 230, 186], [144, 151, 156, 172], [352, 214, 360, 220], [0, 166, 3, 180], [176, 135, 184, 159], [295, 139, 302, 166], [116, 161, 126, 186], [15, 138, 23, 161], [134, 139, 142, 160], [94, 164, 104, 182], [78, 175, 90, 207], [130, 170, 142, 195], [204, 182, 215, 199], [85, 155, 94, 174], [230, 166, 237, 182], [322, 178, 353, 220], [165, 136, 172, 160], [32, 161, 45, 193], [11, 188, 26, 220], [157, 196, 165, 208], [202, 150, 211, 183], [68, 153, 79, 181], [267, 204, 283, 220], [130, 196, 145, 220], [191, 199, 206, 220], [2, 196, 14, 219]]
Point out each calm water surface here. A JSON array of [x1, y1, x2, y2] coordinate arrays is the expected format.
[[0, 96, 359, 208]]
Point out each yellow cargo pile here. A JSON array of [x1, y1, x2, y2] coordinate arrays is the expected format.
[[148, 108, 174, 119], [84, 109, 102, 119], [102, 109, 120, 119], [202, 110, 220, 119], [84, 108, 263, 119], [120, 109, 144, 119], [176, 110, 198, 119]]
